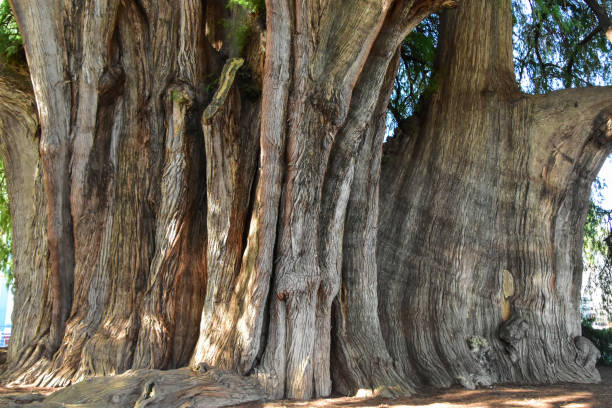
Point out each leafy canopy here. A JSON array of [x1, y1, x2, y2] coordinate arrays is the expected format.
[[513, 0, 612, 93], [227, 0, 264, 14], [0, 0, 22, 65], [388, 0, 612, 125]]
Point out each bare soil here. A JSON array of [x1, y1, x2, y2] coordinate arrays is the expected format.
[[239, 366, 612, 408]]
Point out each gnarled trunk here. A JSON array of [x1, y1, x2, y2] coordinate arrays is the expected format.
[[2, 0, 611, 402], [0, 70, 49, 371], [3, 0, 452, 399], [377, 0, 612, 389]]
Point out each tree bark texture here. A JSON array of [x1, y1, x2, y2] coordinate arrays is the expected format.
[[378, 0, 612, 389], [1, 0, 611, 402], [0, 68, 50, 371]]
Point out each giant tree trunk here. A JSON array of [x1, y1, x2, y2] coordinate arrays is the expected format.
[[377, 0, 612, 389], [3, 0, 453, 400], [2, 0, 611, 402], [0, 68, 49, 371]]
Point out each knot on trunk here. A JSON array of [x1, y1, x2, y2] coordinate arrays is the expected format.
[[499, 315, 529, 363], [574, 336, 601, 370], [461, 336, 495, 389], [193, 362, 211, 374]]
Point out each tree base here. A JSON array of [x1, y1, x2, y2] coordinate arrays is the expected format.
[[0, 368, 266, 408]]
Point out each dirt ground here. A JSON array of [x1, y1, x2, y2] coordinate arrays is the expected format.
[[240, 366, 612, 408], [0, 367, 609, 407]]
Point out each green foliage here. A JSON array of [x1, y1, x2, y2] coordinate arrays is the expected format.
[[224, 18, 252, 57], [583, 179, 612, 318], [581, 320, 612, 365], [387, 15, 438, 127], [513, 0, 612, 93], [388, 0, 612, 127], [0, 159, 12, 287], [0, 0, 23, 65], [204, 73, 220, 96], [223, 0, 262, 58], [228, 0, 265, 14]]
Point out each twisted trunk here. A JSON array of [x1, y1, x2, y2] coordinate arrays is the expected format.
[[3, 0, 452, 400], [0, 69, 49, 370], [2, 0, 611, 403], [378, 0, 612, 389]]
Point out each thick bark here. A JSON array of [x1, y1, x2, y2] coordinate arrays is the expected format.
[[191, 0, 454, 400], [377, 0, 612, 389], [5, 0, 450, 397], [3, 0, 610, 403], [7, 0, 209, 386], [0, 69, 50, 373]]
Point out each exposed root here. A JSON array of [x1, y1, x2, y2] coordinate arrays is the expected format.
[[0, 367, 265, 408]]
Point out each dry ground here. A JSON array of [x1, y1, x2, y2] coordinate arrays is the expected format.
[[0, 367, 609, 407], [239, 366, 612, 408]]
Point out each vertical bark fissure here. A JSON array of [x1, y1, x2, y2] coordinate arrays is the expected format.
[[324, 0, 456, 396], [134, 0, 208, 370], [257, 0, 397, 398], [11, 0, 75, 359], [0, 73, 49, 378], [378, 0, 612, 390], [7, 0, 609, 400], [6, 0, 214, 385]]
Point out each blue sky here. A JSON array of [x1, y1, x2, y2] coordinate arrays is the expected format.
[[593, 156, 612, 211]]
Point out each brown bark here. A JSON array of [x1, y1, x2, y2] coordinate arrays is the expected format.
[[192, 0, 454, 400], [377, 0, 612, 389], [4, 0, 452, 397], [0, 68, 50, 375], [7, 0, 210, 387], [3, 0, 610, 403]]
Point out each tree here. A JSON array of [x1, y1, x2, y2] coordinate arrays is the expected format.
[[513, 0, 612, 93], [378, 0, 611, 387], [0, 0, 610, 403]]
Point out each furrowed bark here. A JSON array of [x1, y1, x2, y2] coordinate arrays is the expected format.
[[7, 0, 210, 386], [3, 0, 458, 398], [0, 70, 50, 376], [255, 0, 400, 398], [10, 0, 75, 361], [195, 0, 454, 399], [378, 0, 612, 389], [190, 0, 287, 378], [191, 59, 261, 372], [133, 0, 208, 370], [5, 0, 609, 402], [326, 0, 454, 397]]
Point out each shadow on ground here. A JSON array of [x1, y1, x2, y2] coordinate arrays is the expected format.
[[0, 366, 609, 407], [238, 366, 612, 408]]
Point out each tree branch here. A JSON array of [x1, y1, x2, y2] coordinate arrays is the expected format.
[[531, 87, 612, 177], [583, 0, 612, 44]]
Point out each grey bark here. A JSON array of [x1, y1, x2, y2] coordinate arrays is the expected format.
[[0, 70, 49, 372], [2, 0, 610, 403], [377, 0, 612, 389]]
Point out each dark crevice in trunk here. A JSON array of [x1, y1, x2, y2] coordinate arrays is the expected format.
[[4, 0, 611, 401]]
